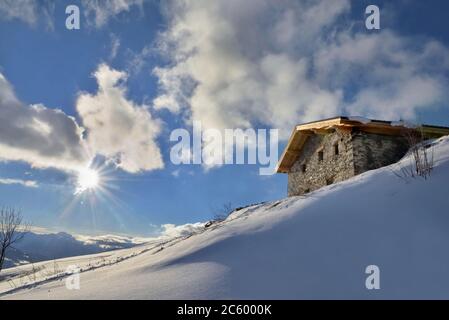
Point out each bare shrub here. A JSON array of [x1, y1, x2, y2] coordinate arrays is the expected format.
[[402, 128, 434, 179], [212, 202, 234, 222]]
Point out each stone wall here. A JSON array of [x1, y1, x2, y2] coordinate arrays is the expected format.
[[288, 129, 355, 196], [351, 131, 409, 175], [287, 129, 410, 196]]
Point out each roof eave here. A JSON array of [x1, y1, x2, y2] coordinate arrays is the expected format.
[[276, 117, 449, 174]]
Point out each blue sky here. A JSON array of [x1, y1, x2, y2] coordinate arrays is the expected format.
[[0, 0, 449, 236]]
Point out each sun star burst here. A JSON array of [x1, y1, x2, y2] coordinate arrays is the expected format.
[[75, 168, 100, 195]]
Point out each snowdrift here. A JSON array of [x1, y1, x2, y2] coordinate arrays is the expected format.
[[2, 136, 449, 299]]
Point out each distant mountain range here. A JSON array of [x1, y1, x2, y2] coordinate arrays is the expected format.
[[3, 230, 148, 269]]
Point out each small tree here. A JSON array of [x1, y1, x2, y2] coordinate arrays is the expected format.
[[0, 208, 29, 273], [213, 202, 234, 222]]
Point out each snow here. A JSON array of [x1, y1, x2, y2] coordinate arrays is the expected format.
[[2, 136, 449, 299], [391, 120, 418, 128], [347, 116, 372, 124]]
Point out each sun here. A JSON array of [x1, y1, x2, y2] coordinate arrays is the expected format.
[[75, 168, 100, 194]]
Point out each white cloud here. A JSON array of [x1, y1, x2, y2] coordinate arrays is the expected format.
[[0, 73, 89, 172], [76, 64, 164, 173], [153, 0, 350, 137], [0, 0, 38, 25], [0, 63, 164, 175], [0, 0, 54, 29], [153, 0, 449, 142], [314, 32, 449, 120], [0, 178, 38, 188], [126, 45, 153, 75], [82, 0, 144, 28], [109, 34, 121, 60]]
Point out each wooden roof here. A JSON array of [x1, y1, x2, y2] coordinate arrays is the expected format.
[[276, 116, 449, 173]]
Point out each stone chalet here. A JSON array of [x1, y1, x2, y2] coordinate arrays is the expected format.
[[276, 116, 449, 196]]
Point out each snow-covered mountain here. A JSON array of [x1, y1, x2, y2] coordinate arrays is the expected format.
[[2, 136, 449, 299], [3, 230, 146, 269]]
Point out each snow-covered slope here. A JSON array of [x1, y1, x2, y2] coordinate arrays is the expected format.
[[2, 136, 449, 299]]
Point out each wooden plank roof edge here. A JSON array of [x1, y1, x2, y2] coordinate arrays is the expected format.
[[276, 127, 302, 173], [294, 116, 449, 131]]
